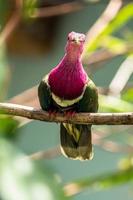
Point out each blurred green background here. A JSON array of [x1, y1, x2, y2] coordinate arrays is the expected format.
[[0, 0, 133, 200]]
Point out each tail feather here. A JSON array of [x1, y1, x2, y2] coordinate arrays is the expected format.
[[60, 123, 78, 159], [78, 125, 93, 160], [60, 123, 93, 160]]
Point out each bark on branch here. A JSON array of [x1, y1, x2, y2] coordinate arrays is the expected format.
[[0, 103, 133, 125]]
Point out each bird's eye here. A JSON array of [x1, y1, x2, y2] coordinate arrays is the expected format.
[[67, 35, 75, 41], [71, 39, 75, 42]]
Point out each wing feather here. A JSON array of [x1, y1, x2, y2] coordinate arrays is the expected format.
[[38, 77, 52, 111]]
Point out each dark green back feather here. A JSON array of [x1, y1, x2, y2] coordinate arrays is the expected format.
[[77, 80, 98, 113], [38, 78, 52, 111]]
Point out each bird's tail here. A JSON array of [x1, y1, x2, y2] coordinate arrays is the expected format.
[[60, 123, 93, 160]]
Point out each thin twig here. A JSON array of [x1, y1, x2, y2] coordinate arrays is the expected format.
[[0, 103, 133, 125], [8, 86, 39, 106], [28, 146, 61, 160], [83, 44, 133, 66], [82, 0, 123, 60], [32, 2, 83, 18], [109, 56, 133, 96], [0, 0, 22, 45]]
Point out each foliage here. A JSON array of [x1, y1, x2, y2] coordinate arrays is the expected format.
[[65, 165, 133, 196], [0, 1, 133, 200], [121, 88, 133, 103], [0, 119, 68, 200], [22, 0, 38, 18], [85, 2, 133, 53]]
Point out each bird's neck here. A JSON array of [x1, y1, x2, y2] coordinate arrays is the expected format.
[[64, 51, 81, 64], [48, 53, 88, 100], [58, 54, 84, 73]]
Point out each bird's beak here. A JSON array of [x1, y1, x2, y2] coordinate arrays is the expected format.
[[74, 39, 80, 45]]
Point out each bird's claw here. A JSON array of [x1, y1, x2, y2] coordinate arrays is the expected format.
[[64, 111, 76, 119], [48, 110, 57, 119]]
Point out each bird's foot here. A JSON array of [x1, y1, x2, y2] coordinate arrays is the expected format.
[[64, 111, 76, 119], [48, 109, 57, 119]]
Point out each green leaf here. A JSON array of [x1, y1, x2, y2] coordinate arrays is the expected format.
[[101, 36, 129, 53], [22, 0, 38, 18], [85, 3, 133, 53], [121, 88, 133, 103], [0, 115, 19, 139], [118, 157, 133, 171], [0, 138, 68, 200], [99, 94, 133, 112]]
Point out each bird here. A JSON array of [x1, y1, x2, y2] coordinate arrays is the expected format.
[[38, 31, 98, 160]]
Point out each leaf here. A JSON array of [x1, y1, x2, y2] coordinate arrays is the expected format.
[[99, 94, 133, 112], [121, 88, 133, 103], [118, 157, 133, 171], [0, 138, 68, 200], [22, 0, 37, 18], [85, 3, 133, 53], [101, 36, 129, 53], [64, 167, 133, 196], [0, 106, 67, 199], [0, 115, 19, 139]]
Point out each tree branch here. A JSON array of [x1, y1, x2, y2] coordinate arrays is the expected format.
[[0, 103, 133, 125]]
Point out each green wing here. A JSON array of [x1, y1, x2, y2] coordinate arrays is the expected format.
[[38, 77, 52, 111], [38, 76, 98, 160], [77, 79, 98, 113]]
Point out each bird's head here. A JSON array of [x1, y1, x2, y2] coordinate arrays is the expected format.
[[65, 32, 85, 59]]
